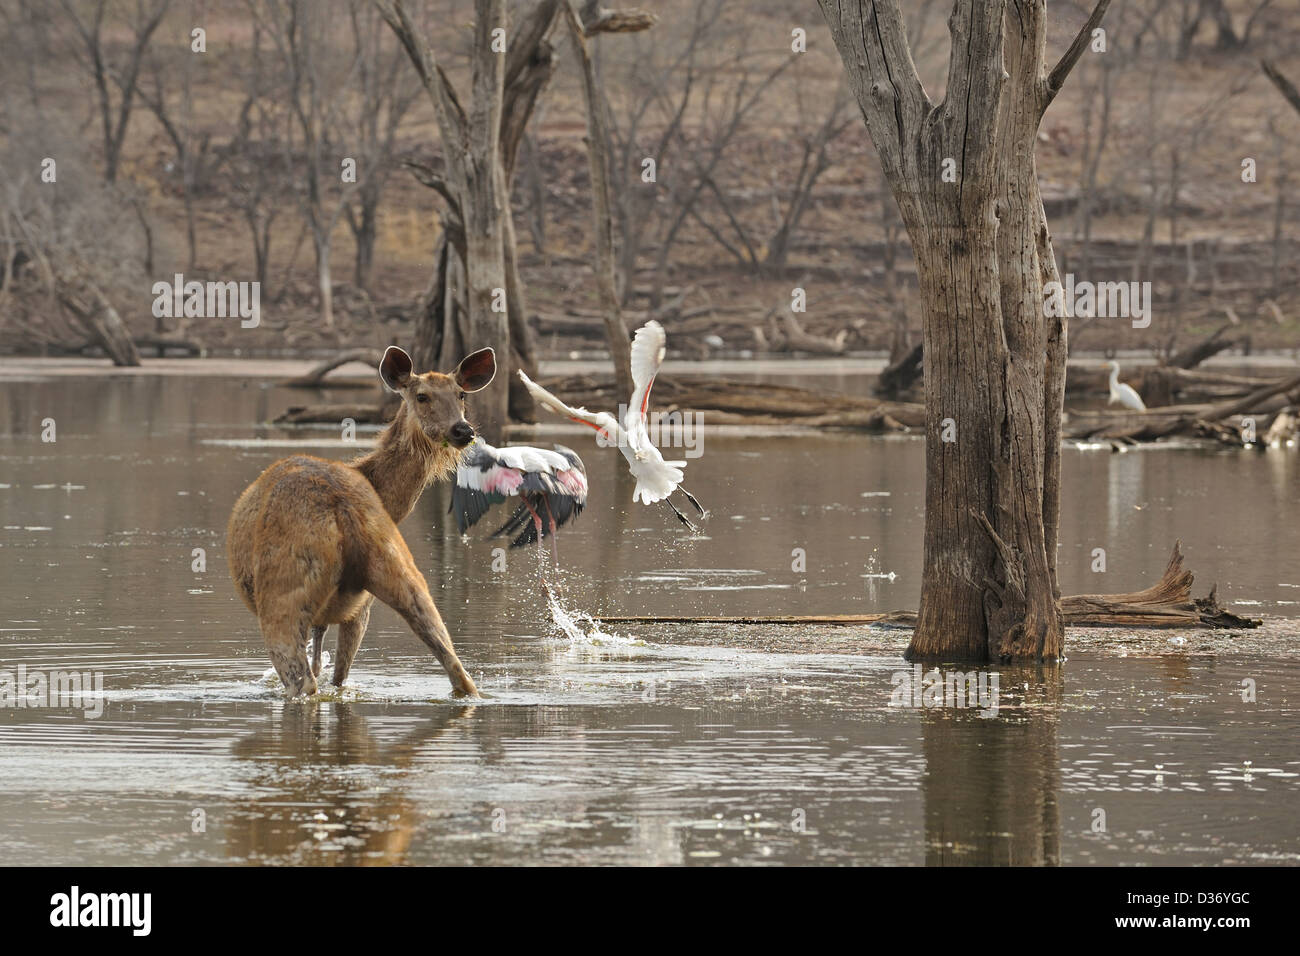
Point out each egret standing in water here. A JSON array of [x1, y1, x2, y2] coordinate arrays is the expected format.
[[517, 320, 707, 532], [1105, 360, 1147, 411]]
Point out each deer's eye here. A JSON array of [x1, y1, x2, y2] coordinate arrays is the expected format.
[[416, 393, 430, 404], [458, 392, 467, 402]]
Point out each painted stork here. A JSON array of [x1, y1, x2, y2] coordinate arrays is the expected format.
[[516, 319, 706, 532], [1105, 360, 1147, 411], [450, 441, 588, 554]]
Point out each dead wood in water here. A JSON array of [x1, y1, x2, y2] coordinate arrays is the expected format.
[[600, 543, 1260, 632], [274, 399, 396, 425], [874, 341, 924, 399], [1064, 373, 1300, 443], [1167, 322, 1239, 370], [536, 375, 924, 430], [1265, 406, 1298, 445], [1061, 542, 1257, 628], [283, 349, 384, 388], [270, 376, 923, 431], [58, 285, 141, 367]]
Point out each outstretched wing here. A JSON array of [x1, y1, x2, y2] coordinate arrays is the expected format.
[[450, 441, 517, 534], [625, 320, 667, 435], [517, 370, 620, 440]]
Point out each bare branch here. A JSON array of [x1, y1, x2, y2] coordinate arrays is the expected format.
[[1044, 0, 1114, 108], [815, 0, 931, 179], [373, 0, 468, 144], [1261, 59, 1300, 118], [582, 7, 656, 35]]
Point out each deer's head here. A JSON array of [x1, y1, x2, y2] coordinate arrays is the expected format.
[[379, 346, 496, 449]]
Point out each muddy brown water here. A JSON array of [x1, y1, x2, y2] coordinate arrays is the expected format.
[[0, 369, 1297, 865]]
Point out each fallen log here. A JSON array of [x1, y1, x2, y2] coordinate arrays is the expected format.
[[273, 402, 391, 425], [777, 307, 847, 355], [1167, 322, 1238, 369], [59, 285, 141, 367], [1064, 373, 1300, 442], [598, 543, 1260, 631], [283, 348, 383, 388], [536, 375, 925, 429], [1264, 406, 1298, 446], [874, 341, 923, 398], [132, 336, 204, 357]]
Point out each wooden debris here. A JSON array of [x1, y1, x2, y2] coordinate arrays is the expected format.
[[1065, 373, 1300, 443], [599, 543, 1260, 631], [283, 349, 383, 388]]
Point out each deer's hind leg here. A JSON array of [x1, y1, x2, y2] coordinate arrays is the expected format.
[[254, 545, 338, 698], [331, 597, 373, 688], [259, 601, 320, 698], [362, 536, 478, 698], [309, 626, 327, 679]]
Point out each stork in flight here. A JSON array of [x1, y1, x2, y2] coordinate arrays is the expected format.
[[1105, 360, 1147, 411], [451, 441, 588, 558], [517, 320, 707, 532]]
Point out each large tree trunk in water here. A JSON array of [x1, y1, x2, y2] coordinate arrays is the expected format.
[[461, 2, 510, 441], [502, 208, 539, 422], [381, 0, 561, 432], [819, 0, 1111, 662]]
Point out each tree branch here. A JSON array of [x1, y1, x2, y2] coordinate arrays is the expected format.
[[1044, 0, 1113, 108], [1261, 59, 1300, 118], [373, 0, 468, 146], [816, 0, 931, 181]]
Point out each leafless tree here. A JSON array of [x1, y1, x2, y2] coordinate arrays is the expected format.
[[818, 0, 1113, 661], [341, 0, 420, 290], [0, 126, 143, 364], [57, 0, 172, 184], [253, 0, 363, 330]]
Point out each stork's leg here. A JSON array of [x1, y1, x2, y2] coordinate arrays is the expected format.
[[665, 497, 700, 533], [519, 496, 549, 583], [519, 496, 544, 543], [541, 495, 561, 566], [679, 485, 706, 517]]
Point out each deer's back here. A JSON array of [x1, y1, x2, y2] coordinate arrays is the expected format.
[[227, 455, 397, 615]]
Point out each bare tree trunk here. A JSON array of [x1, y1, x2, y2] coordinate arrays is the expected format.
[[314, 233, 335, 329], [462, 0, 510, 441], [818, 0, 1112, 662], [378, 0, 512, 439]]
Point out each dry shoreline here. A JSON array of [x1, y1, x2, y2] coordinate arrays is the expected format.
[[3, 352, 1297, 381]]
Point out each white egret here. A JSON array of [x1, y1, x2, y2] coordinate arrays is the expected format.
[[1105, 360, 1146, 411], [517, 320, 706, 531]]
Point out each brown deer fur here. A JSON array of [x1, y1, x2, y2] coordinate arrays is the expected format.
[[227, 346, 496, 697]]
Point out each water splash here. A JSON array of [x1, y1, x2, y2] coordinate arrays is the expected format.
[[259, 650, 332, 685], [544, 583, 642, 647]]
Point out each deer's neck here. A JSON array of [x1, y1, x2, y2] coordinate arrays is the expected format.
[[353, 413, 462, 523]]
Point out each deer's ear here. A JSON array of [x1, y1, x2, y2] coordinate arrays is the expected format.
[[453, 348, 496, 393], [379, 346, 414, 391]]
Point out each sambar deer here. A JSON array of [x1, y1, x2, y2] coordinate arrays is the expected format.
[[227, 346, 495, 698]]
